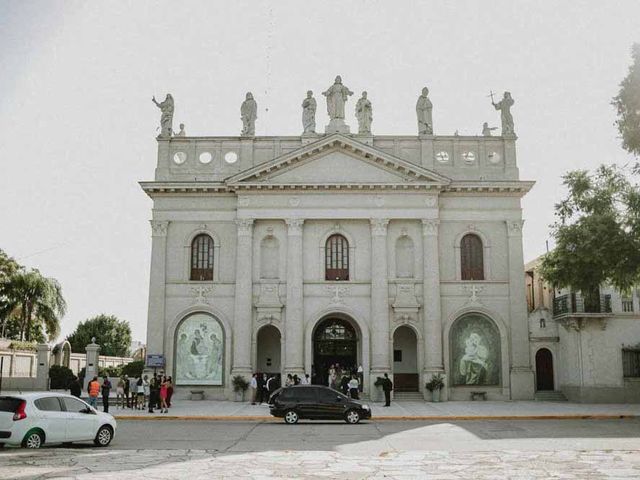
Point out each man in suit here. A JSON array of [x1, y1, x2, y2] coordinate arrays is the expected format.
[[382, 373, 393, 407]]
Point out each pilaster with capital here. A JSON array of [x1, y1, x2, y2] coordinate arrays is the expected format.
[[422, 219, 446, 399], [146, 220, 169, 358], [285, 218, 305, 376], [370, 218, 390, 383], [505, 219, 534, 399], [232, 218, 254, 378]]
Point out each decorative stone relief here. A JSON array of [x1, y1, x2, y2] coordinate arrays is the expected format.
[[236, 218, 254, 236], [289, 196, 300, 207], [506, 220, 524, 236], [463, 284, 484, 306], [421, 219, 439, 236], [559, 317, 608, 332], [326, 285, 350, 305], [191, 286, 214, 305], [286, 218, 304, 235], [370, 218, 389, 236], [424, 196, 437, 207], [255, 283, 283, 326], [150, 220, 169, 237], [393, 283, 420, 325], [238, 197, 250, 207]]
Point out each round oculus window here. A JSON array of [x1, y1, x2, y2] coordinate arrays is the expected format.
[[435, 151, 449, 163], [224, 151, 238, 164], [199, 152, 213, 164], [173, 152, 187, 165]]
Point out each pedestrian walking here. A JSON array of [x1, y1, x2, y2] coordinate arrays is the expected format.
[[348, 375, 359, 400], [250, 373, 258, 405], [382, 373, 393, 407], [166, 376, 174, 408], [159, 376, 169, 413], [101, 376, 112, 413], [69, 375, 82, 398], [87, 376, 100, 408], [116, 376, 125, 408]]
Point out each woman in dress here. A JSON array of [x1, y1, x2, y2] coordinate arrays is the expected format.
[[166, 376, 174, 408], [159, 376, 169, 413]]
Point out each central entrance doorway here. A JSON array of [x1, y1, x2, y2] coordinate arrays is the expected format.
[[312, 318, 358, 386]]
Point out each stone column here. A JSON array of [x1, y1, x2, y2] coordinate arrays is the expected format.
[[232, 219, 254, 380], [370, 218, 390, 390], [36, 344, 51, 391], [83, 341, 100, 392], [506, 220, 535, 399], [146, 220, 169, 359], [284, 218, 305, 376], [422, 219, 447, 400]]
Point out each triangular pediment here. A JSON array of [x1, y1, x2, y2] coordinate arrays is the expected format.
[[225, 134, 451, 189]]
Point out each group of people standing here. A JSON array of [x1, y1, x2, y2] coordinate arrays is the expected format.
[[85, 373, 174, 414], [327, 364, 363, 400], [249, 373, 282, 405]]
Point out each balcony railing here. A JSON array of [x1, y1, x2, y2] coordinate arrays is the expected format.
[[552, 293, 612, 317]]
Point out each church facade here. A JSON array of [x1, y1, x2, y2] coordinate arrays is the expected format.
[[142, 93, 535, 401]]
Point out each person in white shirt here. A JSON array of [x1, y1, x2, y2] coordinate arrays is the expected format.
[[348, 375, 359, 400], [300, 374, 310, 385], [250, 374, 258, 405]]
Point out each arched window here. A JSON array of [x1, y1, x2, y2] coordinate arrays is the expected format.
[[325, 234, 349, 281], [395, 236, 415, 278], [260, 236, 279, 279], [190, 234, 214, 281], [460, 234, 484, 280]]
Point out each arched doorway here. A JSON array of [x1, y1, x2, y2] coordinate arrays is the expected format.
[[535, 348, 554, 391], [312, 318, 358, 386], [256, 325, 281, 376], [392, 326, 419, 392]]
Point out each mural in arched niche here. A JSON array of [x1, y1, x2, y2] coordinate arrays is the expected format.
[[450, 313, 501, 386], [175, 312, 224, 385]]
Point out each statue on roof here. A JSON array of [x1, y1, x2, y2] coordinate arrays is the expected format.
[[416, 87, 433, 135], [241, 92, 257, 136], [301, 90, 317, 134], [175, 123, 186, 137], [355, 91, 373, 134], [152, 93, 174, 138], [482, 122, 497, 136], [491, 91, 515, 136], [322, 76, 353, 120]]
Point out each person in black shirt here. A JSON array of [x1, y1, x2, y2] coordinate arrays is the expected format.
[[69, 376, 82, 398], [382, 373, 393, 407]]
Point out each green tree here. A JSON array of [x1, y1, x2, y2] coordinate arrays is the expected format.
[[0, 248, 23, 335], [612, 43, 640, 157], [540, 165, 640, 304], [67, 314, 132, 357], [1, 270, 66, 341]]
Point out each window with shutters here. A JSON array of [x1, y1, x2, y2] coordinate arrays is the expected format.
[[325, 234, 349, 281], [460, 234, 484, 280], [190, 234, 214, 281]]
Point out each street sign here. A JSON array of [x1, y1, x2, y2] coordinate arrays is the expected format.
[[146, 354, 165, 368]]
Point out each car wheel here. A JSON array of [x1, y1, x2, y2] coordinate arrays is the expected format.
[[284, 409, 299, 424], [22, 430, 44, 449], [93, 425, 113, 447], [345, 409, 360, 424]]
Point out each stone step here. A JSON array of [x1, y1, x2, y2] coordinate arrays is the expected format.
[[535, 390, 568, 402], [394, 392, 424, 401]]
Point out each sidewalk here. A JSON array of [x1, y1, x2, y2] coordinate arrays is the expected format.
[[111, 400, 640, 421]]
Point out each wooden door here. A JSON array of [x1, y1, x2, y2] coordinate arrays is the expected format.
[[535, 348, 554, 391]]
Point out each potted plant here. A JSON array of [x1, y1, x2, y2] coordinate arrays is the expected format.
[[232, 375, 250, 402], [425, 373, 445, 402]]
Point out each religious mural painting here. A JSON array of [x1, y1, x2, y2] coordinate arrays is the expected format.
[[175, 313, 224, 385], [450, 313, 501, 386]]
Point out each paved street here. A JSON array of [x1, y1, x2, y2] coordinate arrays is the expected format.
[[2, 419, 640, 478]]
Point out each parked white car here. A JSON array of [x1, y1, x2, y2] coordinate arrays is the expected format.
[[0, 393, 117, 448]]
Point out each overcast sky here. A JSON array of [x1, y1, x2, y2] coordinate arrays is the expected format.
[[1, 1, 639, 343]]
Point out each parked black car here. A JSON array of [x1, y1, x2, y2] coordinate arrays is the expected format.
[[269, 385, 371, 424]]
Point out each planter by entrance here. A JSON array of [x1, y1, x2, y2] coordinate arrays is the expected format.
[[234, 390, 245, 402], [431, 389, 441, 402]]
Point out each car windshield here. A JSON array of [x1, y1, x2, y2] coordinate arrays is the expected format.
[[0, 397, 21, 413]]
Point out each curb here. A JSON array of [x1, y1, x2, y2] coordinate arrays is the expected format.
[[114, 414, 639, 421]]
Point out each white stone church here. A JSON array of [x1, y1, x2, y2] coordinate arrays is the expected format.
[[141, 83, 535, 401]]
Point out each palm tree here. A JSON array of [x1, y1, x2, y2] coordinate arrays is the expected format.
[[1, 270, 66, 341]]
